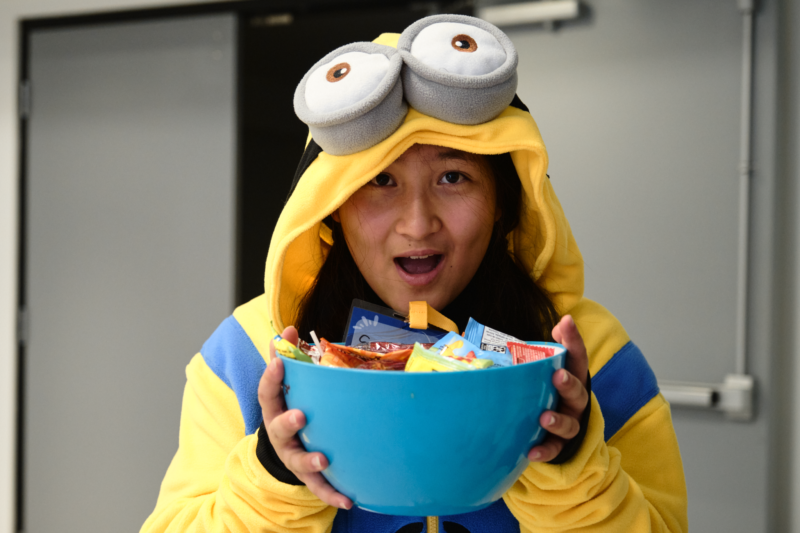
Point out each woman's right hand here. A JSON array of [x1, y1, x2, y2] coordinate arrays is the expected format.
[[258, 325, 353, 510]]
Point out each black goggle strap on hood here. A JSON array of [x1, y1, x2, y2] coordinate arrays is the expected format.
[[508, 94, 529, 113], [293, 14, 520, 157], [286, 138, 324, 203], [285, 94, 532, 202]]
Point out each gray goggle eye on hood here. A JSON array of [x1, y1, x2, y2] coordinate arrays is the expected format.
[[398, 15, 518, 126], [294, 42, 407, 156], [293, 14, 518, 155], [408, 22, 506, 77]]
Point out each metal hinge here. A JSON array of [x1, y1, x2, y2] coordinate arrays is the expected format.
[[19, 80, 31, 119], [17, 307, 28, 347]]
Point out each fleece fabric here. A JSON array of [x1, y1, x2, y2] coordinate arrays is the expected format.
[[397, 15, 519, 128], [294, 42, 407, 156], [141, 31, 688, 533]]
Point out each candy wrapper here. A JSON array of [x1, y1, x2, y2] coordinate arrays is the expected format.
[[507, 342, 558, 365], [275, 301, 564, 373], [343, 299, 448, 346], [463, 318, 520, 367], [319, 339, 412, 371], [270, 322, 313, 363], [404, 334, 494, 372], [431, 332, 494, 369], [362, 341, 434, 353], [405, 343, 477, 372]]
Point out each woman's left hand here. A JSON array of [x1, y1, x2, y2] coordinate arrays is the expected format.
[[528, 315, 590, 463]]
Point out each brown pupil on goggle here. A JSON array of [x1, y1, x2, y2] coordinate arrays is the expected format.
[[326, 62, 351, 82], [451, 34, 477, 53]]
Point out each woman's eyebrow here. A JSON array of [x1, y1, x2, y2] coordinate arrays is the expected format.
[[436, 149, 473, 162]]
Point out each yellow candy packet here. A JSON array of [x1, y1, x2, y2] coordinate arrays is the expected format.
[[462, 357, 494, 370], [269, 322, 313, 363], [433, 332, 495, 369], [405, 343, 492, 372]]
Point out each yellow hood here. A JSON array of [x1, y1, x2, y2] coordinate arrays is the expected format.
[[265, 34, 584, 333]]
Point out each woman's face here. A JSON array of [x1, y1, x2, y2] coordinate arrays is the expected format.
[[334, 144, 498, 314]]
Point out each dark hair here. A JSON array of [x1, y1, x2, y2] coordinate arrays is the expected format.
[[295, 152, 560, 342]]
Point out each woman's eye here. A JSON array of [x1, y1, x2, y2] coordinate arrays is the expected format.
[[440, 171, 465, 184], [371, 174, 394, 186]]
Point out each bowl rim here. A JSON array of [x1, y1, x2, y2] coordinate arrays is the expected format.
[[279, 341, 566, 376]]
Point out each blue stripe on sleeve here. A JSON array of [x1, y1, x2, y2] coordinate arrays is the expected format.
[[592, 341, 659, 441], [200, 315, 266, 435]]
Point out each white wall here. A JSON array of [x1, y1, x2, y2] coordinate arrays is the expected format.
[[505, 1, 778, 530], [0, 3, 228, 532]]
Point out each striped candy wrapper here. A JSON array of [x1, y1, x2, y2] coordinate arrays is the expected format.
[[507, 342, 556, 364]]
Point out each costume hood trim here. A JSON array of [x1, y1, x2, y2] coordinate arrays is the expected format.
[[265, 100, 584, 331]]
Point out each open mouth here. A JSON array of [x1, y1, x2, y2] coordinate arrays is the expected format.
[[394, 254, 443, 275]]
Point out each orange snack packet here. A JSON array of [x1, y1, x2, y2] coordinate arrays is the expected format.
[[319, 339, 412, 370]]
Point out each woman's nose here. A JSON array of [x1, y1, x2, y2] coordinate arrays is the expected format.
[[395, 194, 442, 240]]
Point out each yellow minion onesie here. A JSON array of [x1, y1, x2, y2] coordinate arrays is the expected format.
[[141, 14, 688, 533]]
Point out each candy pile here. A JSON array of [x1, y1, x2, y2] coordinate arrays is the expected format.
[[271, 318, 560, 372]]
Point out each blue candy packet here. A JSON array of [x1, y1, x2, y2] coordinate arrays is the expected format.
[[433, 331, 508, 368], [343, 299, 448, 346], [462, 318, 521, 367], [432, 332, 482, 358]]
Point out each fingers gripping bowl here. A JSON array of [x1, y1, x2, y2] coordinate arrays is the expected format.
[[279, 348, 566, 516]]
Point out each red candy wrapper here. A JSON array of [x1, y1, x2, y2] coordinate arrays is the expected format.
[[507, 342, 556, 364], [319, 339, 413, 370]]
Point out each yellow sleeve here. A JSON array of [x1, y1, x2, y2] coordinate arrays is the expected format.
[[503, 298, 688, 532], [139, 353, 338, 533], [503, 393, 687, 532]]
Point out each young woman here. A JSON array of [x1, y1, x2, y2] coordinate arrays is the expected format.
[[141, 15, 687, 533]]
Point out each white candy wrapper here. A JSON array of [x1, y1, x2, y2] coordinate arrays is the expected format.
[[463, 318, 520, 367]]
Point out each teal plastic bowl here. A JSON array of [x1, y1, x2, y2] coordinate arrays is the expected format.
[[280, 344, 565, 516]]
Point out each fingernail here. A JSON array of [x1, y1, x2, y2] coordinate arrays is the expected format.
[[530, 450, 541, 460], [339, 502, 351, 510], [546, 414, 555, 427], [312, 456, 322, 469], [561, 370, 569, 384], [290, 412, 297, 425]]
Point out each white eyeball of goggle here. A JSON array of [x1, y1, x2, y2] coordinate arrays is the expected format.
[[294, 42, 406, 156], [397, 14, 518, 126], [293, 15, 519, 155]]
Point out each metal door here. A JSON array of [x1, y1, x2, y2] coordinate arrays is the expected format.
[[22, 14, 236, 532]]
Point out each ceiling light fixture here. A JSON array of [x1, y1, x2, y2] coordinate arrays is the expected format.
[[477, 0, 580, 27]]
